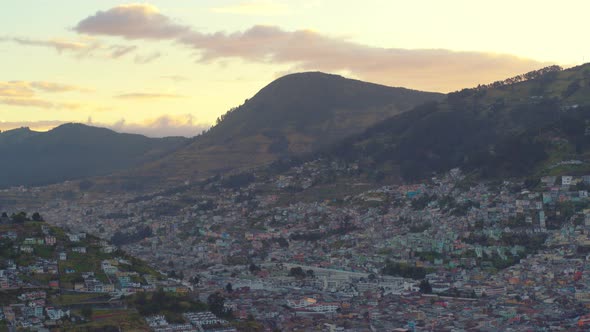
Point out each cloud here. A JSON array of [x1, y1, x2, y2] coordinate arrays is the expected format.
[[134, 51, 161, 64], [179, 25, 546, 92], [0, 98, 54, 108], [29, 81, 91, 93], [0, 81, 88, 110], [7, 37, 92, 52], [0, 36, 138, 60], [74, 4, 190, 39], [109, 44, 138, 58], [114, 92, 184, 100], [104, 114, 208, 137], [0, 98, 80, 110], [211, 1, 290, 16], [0, 115, 210, 138], [1, 81, 89, 95], [0, 81, 35, 98], [73, 4, 546, 91]]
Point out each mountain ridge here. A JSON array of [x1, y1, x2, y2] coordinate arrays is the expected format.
[[310, 63, 590, 182], [126, 71, 444, 186], [0, 123, 189, 188]]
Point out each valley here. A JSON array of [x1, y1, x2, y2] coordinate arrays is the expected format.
[[3, 64, 590, 330]]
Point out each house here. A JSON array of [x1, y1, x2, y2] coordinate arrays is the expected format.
[[45, 307, 69, 320], [307, 302, 339, 313], [23, 238, 38, 245], [45, 236, 57, 246], [184, 311, 225, 326], [101, 245, 116, 254], [20, 246, 33, 253], [72, 247, 87, 254], [67, 233, 80, 242]]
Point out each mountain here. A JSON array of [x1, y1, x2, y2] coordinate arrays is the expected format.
[[133, 72, 444, 184], [319, 64, 590, 181], [0, 123, 188, 188]]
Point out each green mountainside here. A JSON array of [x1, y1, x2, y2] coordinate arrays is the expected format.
[[133, 72, 443, 185], [316, 64, 590, 182]]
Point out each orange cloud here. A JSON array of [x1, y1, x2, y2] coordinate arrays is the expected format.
[[0, 81, 89, 95], [73, 4, 547, 91], [0, 98, 80, 110], [0, 81, 35, 98], [0, 81, 88, 110]]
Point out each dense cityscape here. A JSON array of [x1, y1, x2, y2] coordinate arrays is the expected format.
[[4, 159, 590, 330]]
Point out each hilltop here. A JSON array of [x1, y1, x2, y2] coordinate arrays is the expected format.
[[0, 123, 188, 188], [130, 72, 443, 185]]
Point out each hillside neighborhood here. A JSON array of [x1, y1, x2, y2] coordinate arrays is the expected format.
[[4, 160, 590, 330]]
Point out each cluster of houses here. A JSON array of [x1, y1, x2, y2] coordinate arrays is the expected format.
[[0, 221, 198, 330], [145, 312, 236, 332], [0, 290, 69, 329], [8, 154, 590, 329]]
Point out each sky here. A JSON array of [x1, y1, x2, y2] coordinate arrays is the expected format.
[[1, 0, 589, 137]]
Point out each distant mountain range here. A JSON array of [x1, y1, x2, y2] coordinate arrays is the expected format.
[[0, 124, 188, 188], [4, 64, 590, 191]]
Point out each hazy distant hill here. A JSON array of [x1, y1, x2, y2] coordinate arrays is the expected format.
[[0, 124, 188, 188], [320, 64, 590, 181], [135, 72, 443, 184]]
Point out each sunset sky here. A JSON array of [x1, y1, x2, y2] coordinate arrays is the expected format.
[[1, 0, 588, 137]]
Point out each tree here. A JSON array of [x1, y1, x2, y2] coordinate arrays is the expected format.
[[419, 279, 432, 294], [289, 267, 306, 279], [368, 273, 377, 282], [306, 269, 315, 278], [10, 212, 28, 223], [81, 306, 93, 319], [225, 282, 233, 293], [207, 292, 225, 316], [31, 212, 44, 222], [189, 275, 200, 285], [135, 292, 148, 306], [276, 237, 289, 248], [249, 263, 261, 274]]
